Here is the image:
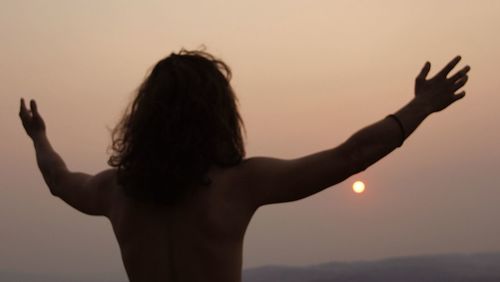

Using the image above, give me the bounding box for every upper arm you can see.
[241,141,363,207]
[52,169,116,217]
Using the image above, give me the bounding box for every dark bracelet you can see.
[387,114,406,147]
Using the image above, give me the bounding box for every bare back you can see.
[106,166,256,282]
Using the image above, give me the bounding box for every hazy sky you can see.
[1,0,499,278]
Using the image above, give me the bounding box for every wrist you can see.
[409,97,434,117]
[32,132,49,147]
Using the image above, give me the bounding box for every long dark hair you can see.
[108,49,245,204]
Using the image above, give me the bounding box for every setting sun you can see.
[352,181,366,194]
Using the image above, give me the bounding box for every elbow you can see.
[352,161,369,174]
[346,155,369,175]
[45,169,68,197]
[46,176,62,197]
[48,184,60,197]
[342,137,369,174]
[346,147,371,175]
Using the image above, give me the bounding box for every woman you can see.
[19,49,470,281]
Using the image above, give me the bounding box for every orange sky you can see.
[1,0,499,277]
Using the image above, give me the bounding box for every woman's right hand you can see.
[414,56,470,114]
[19,98,47,141]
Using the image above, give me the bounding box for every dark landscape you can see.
[2,252,499,282]
[242,253,500,282]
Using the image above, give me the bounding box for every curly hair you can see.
[108,49,245,204]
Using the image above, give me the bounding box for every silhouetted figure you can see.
[19,50,470,282]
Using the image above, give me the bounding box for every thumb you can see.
[453,91,466,102]
[416,61,431,81]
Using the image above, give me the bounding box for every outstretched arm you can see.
[19,99,112,217]
[241,56,470,207]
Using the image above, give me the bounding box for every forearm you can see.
[32,134,69,193]
[346,97,432,173]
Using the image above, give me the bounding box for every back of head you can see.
[108,49,245,205]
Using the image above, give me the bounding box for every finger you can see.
[19,98,30,119]
[452,75,468,92]
[30,99,39,116]
[436,55,461,78]
[453,91,466,102]
[448,65,471,82]
[416,61,431,80]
